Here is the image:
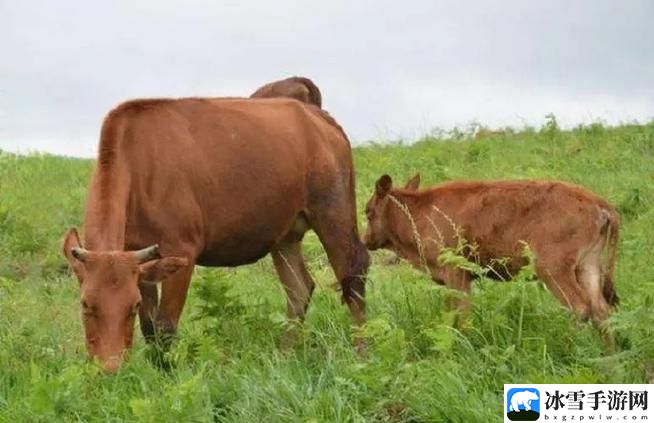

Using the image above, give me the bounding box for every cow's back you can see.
[99,97,349,265]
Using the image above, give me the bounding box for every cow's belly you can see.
[196,240,275,267]
[197,231,280,267]
[196,212,301,267]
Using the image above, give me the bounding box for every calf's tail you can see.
[601,208,620,307]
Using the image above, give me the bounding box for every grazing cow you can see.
[62,97,368,372]
[250,76,323,108]
[363,173,619,325]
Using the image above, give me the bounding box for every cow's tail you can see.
[341,237,370,304]
[292,76,323,108]
[601,207,620,307]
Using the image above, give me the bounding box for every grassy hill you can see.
[1,120,653,421]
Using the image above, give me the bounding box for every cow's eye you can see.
[81,300,92,312]
[81,299,98,316]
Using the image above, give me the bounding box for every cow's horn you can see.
[71,247,89,262]
[135,244,160,263]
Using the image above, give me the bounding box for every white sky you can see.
[1,0,653,157]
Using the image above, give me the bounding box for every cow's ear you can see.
[375,174,393,197]
[404,173,421,190]
[62,228,85,280]
[63,228,81,261]
[139,257,189,285]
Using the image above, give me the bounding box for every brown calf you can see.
[62,97,368,372]
[250,76,323,108]
[363,174,619,324]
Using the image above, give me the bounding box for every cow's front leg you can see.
[138,283,159,343]
[155,264,194,349]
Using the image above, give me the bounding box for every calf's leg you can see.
[576,245,614,348]
[535,254,590,320]
[576,262,610,325]
[437,265,472,326]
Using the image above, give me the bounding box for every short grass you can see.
[1,120,653,422]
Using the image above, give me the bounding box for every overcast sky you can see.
[1,0,653,157]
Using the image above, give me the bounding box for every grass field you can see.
[1,120,653,422]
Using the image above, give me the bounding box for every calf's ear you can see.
[375,174,393,197]
[139,257,189,285]
[404,173,421,190]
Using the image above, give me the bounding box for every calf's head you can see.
[62,228,187,373]
[363,173,420,250]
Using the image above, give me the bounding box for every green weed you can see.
[0,120,653,421]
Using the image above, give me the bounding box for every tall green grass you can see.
[1,120,653,421]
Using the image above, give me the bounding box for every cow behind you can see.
[250,76,323,108]
[62,97,367,372]
[363,174,619,325]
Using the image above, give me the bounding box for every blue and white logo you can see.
[506,387,540,421]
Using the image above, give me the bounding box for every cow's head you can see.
[62,228,187,373]
[363,173,420,250]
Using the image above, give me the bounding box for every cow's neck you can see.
[82,163,130,251]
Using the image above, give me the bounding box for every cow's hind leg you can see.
[271,233,316,350]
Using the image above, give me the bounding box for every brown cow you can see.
[250,76,323,108]
[363,174,619,325]
[62,97,368,372]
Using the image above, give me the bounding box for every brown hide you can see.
[250,76,323,108]
[62,97,367,372]
[363,175,619,324]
